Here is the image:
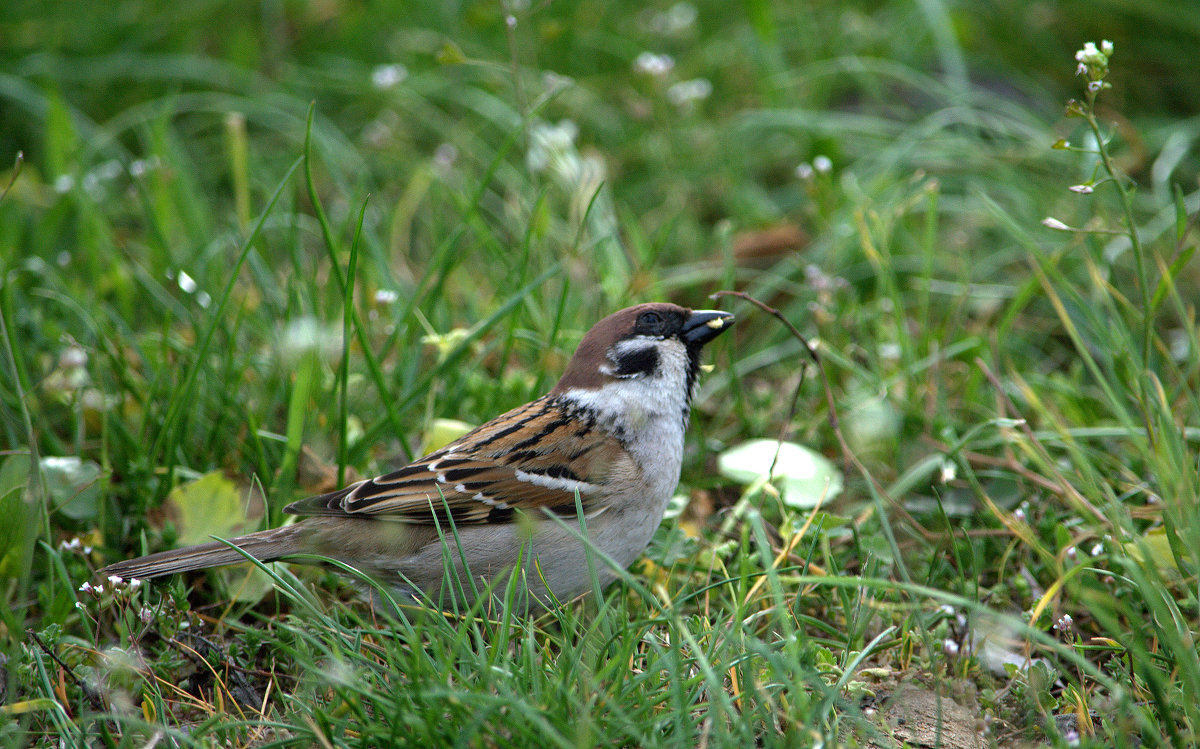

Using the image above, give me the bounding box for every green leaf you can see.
[421,418,475,454]
[1124,528,1182,576]
[164,471,273,602]
[41,456,103,520]
[436,41,467,65]
[165,471,250,547]
[43,89,77,178]
[214,564,277,604]
[717,439,843,508]
[1174,183,1188,243]
[0,456,33,578]
[843,395,900,457]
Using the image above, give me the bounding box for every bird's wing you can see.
[284,397,636,524]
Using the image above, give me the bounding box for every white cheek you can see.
[559,339,693,499]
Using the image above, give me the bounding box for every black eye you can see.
[637,311,662,328]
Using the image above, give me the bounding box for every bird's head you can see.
[553,303,734,403]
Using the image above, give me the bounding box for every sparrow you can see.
[100,303,734,610]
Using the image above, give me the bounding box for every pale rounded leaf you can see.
[718,439,842,508]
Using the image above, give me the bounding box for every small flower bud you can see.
[666,78,712,107]
[939,460,957,483]
[370,64,407,90]
[1075,42,1105,66]
[633,52,675,77]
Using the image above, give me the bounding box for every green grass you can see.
[2,1,1199,746]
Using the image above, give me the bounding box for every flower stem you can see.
[1083,98,1152,369]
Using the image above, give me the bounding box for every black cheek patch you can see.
[612,346,659,377]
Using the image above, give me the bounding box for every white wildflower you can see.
[1075,42,1104,66]
[526,120,578,174]
[666,78,712,106]
[633,52,675,77]
[644,2,697,35]
[370,64,408,90]
[939,460,957,484]
[177,270,198,294]
[433,143,458,170]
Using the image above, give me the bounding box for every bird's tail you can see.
[98,525,305,580]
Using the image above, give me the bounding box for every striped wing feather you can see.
[284,396,630,524]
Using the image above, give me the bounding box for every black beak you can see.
[681,309,735,346]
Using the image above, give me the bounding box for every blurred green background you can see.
[3,1,1200,745]
[4,0,1197,252]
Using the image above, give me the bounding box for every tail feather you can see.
[98,525,304,580]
